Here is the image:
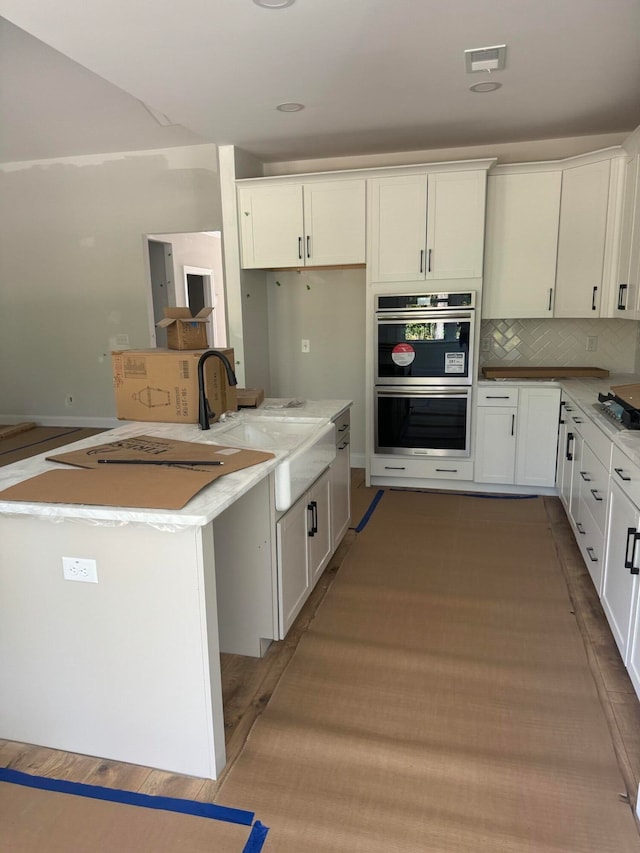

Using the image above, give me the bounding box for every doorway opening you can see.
[145,231,227,350]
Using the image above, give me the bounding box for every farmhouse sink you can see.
[214,415,336,511]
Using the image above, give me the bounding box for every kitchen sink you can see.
[213,415,336,511]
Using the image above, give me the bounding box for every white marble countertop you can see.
[0,399,352,529]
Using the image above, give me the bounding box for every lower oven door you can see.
[375,387,471,457]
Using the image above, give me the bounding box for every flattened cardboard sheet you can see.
[0,435,275,510]
[0,466,221,510]
[46,434,273,473]
[610,383,640,408]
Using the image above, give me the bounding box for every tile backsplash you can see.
[479,318,640,374]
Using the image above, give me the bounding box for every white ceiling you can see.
[1,0,640,165]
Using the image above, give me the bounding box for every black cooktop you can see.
[597,392,640,429]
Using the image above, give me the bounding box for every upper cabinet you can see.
[614,154,640,318]
[367,169,488,282]
[482,170,562,319]
[237,179,365,269]
[554,159,612,318]
[482,150,626,320]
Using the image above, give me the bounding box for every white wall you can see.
[267,269,366,462]
[0,144,221,425]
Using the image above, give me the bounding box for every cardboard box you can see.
[112,348,237,424]
[156,307,213,350]
[236,388,265,409]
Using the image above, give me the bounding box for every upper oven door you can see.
[375,310,474,385]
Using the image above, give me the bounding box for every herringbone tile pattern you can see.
[479,318,640,372]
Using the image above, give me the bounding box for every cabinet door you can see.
[238,184,304,268]
[368,175,428,282]
[474,406,517,484]
[482,171,561,318]
[515,387,561,487]
[603,480,640,661]
[554,160,611,317]
[308,468,332,588]
[303,181,365,265]
[614,155,639,318]
[568,430,584,527]
[330,433,351,550]
[426,171,486,279]
[276,495,310,638]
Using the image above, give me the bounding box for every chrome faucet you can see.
[197,350,238,430]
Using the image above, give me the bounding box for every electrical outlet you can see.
[586,336,598,352]
[62,557,98,583]
[481,338,491,352]
[301,339,310,353]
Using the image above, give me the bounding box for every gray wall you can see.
[267,269,366,460]
[0,144,221,425]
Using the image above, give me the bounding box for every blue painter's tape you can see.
[0,767,254,827]
[0,428,82,457]
[354,489,385,532]
[243,820,270,852]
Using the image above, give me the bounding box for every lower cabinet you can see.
[330,421,351,551]
[276,468,332,638]
[474,385,560,487]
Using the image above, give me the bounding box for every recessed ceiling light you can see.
[469,81,502,93]
[276,102,305,112]
[253,0,295,8]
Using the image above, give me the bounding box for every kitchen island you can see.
[0,399,351,780]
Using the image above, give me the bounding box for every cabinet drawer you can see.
[578,441,609,534]
[334,409,351,441]
[477,387,519,406]
[371,456,474,481]
[567,411,611,470]
[575,496,605,594]
[611,445,640,507]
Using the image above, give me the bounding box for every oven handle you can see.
[376,388,471,399]
[375,311,474,323]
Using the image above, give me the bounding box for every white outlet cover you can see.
[62,557,98,583]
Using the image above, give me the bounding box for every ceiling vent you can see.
[464,45,507,73]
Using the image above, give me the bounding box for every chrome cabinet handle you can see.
[615,467,632,482]
[590,489,603,502]
[586,547,598,563]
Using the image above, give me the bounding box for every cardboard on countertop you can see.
[236,388,265,408]
[610,383,640,408]
[156,307,213,350]
[0,435,275,510]
[111,347,236,424]
[46,434,273,471]
[482,365,610,379]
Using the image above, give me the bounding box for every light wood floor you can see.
[2,471,640,811]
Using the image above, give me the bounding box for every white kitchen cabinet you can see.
[276,467,332,637]
[614,154,640,318]
[603,473,640,661]
[237,179,365,269]
[554,160,612,317]
[330,408,351,551]
[368,170,487,282]
[482,170,562,318]
[474,386,560,487]
[560,404,612,594]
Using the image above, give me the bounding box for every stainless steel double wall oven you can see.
[374,291,476,457]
